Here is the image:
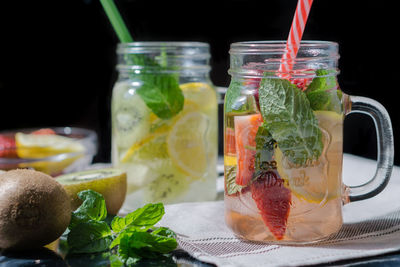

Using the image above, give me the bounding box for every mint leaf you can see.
[151,227,177,239]
[225,79,243,114]
[305,69,337,93]
[119,229,177,256]
[67,220,113,253]
[136,72,184,120]
[111,203,165,233]
[224,165,243,195]
[125,52,184,120]
[305,69,342,112]
[69,190,107,228]
[114,228,177,262]
[259,77,323,165]
[109,254,125,267]
[255,124,276,172]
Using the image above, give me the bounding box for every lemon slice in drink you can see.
[180,82,217,112]
[121,133,169,164]
[275,110,343,203]
[167,112,209,179]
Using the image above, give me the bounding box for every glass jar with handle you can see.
[224,41,394,243]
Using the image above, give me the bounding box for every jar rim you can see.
[118,41,209,47]
[230,40,338,54]
[117,41,210,54]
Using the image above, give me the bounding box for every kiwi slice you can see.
[143,161,191,204]
[112,87,151,150]
[57,168,127,215]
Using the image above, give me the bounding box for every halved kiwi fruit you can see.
[56,168,127,215]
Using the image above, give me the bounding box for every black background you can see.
[0,0,397,164]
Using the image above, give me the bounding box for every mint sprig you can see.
[135,71,184,120]
[305,69,342,113]
[126,52,184,120]
[258,77,323,165]
[66,190,177,264]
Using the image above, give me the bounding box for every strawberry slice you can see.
[234,113,263,186]
[250,171,291,240]
[0,135,17,158]
[225,127,236,155]
[289,69,314,90]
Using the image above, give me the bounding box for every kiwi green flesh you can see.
[57,168,127,215]
[56,169,125,185]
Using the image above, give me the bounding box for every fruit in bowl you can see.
[0,127,97,176]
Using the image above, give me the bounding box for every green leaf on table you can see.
[111,203,165,233]
[67,220,113,253]
[259,77,323,165]
[151,226,177,239]
[69,190,107,228]
[116,228,178,260]
[305,69,342,112]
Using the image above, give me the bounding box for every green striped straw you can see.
[100,0,133,43]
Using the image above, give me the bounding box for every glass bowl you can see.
[0,127,97,176]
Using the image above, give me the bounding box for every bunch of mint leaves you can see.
[126,53,184,120]
[65,190,177,266]
[225,69,341,168]
[257,69,341,166]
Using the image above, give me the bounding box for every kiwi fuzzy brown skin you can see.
[0,169,71,250]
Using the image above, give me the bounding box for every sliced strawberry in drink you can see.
[250,171,291,240]
[289,69,314,90]
[234,113,263,186]
[225,127,236,155]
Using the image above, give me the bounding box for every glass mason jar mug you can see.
[224,41,394,243]
[112,42,218,213]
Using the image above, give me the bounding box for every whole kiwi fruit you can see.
[0,169,71,250]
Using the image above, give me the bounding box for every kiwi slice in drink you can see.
[143,160,191,204]
[112,87,151,150]
[57,168,127,215]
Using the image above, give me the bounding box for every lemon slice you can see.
[275,110,343,203]
[15,133,85,175]
[314,110,343,143]
[15,133,85,158]
[180,82,217,112]
[167,112,209,179]
[120,133,168,164]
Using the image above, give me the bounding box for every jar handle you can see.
[343,95,394,203]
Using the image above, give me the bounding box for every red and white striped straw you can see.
[279,0,314,78]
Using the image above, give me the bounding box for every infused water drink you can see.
[224,41,394,243]
[224,108,344,242]
[112,42,218,212]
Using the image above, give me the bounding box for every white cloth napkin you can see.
[159,154,400,267]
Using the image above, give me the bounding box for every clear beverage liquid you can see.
[112,81,218,212]
[224,92,344,243]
